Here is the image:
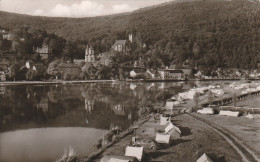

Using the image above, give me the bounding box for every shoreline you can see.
[1,78,260,86]
[0,80,116,86]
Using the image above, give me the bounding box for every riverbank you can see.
[0,80,115,85]
[2,78,260,86]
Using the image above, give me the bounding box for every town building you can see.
[0,29,8,34]
[158,66,184,79]
[36,44,52,60]
[112,40,127,52]
[25,61,32,69]
[73,59,85,65]
[58,63,82,80]
[73,46,96,64]
[0,71,6,81]
[2,33,15,41]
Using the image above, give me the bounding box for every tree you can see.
[46,60,61,77]
[62,42,77,61]
[0,39,12,51]
[7,63,20,81]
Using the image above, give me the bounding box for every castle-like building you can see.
[85,46,95,63]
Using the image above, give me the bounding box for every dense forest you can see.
[0,0,260,69]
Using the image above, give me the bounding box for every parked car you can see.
[131,136,159,150]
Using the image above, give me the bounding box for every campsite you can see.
[85,81,260,162]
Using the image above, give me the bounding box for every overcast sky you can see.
[0,0,172,17]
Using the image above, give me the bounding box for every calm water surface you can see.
[0,81,214,162]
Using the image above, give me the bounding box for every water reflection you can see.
[0,82,192,131]
[0,82,197,162]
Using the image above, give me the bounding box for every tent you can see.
[210,89,224,95]
[197,108,214,115]
[197,153,213,162]
[219,110,239,117]
[160,116,170,125]
[245,114,254,120]
[165,122,181,134]
[155,133,170,144]
[165,101,174,110]
[125,146,143,161]
[165,122,181,138]
[178,90,197,100]
[100,155,138,162]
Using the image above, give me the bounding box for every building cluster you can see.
[129,61,260,80]
[34,43,52,60]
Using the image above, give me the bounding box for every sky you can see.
[0,0,172,17]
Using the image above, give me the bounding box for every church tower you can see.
[129,33,133,43]
[85,45,95,63]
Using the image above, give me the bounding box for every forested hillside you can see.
[1,0,260,69]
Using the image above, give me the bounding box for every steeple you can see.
[129,33,133,43]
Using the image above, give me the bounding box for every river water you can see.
[0,81,218,162]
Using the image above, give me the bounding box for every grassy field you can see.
[194,113,260,158]
[94,114,242,162]
[234,96,260,108]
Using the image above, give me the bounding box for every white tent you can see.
[160,116,170,125]
[130,71,137,78]
[197,153,213,162]
[208,85,216,89]
[165,122,181,134]
[219,110,239,117]
[210,89,224,95]
[109,158,132,162]
[197,108,214,115]
[101,155,138,162]
[155,133,170,144]
[165,101,174,110]
[245,114,254,120]
[178,90,197,100]
[125,146,143,161]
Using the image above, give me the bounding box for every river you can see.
[0,81,222,162]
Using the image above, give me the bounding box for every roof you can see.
[155,133,170,144]
[112,40,127,49]
[165,122,181,134]
[168,69,184,73]
[113,40,126,46]
[158,69,184,73]
[197,153,213,162]
[125,146,143,161]
[58,63,81,69]
[101,155,138,162]
[169,65,176,69]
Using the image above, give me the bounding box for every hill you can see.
[1,0,260,69]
